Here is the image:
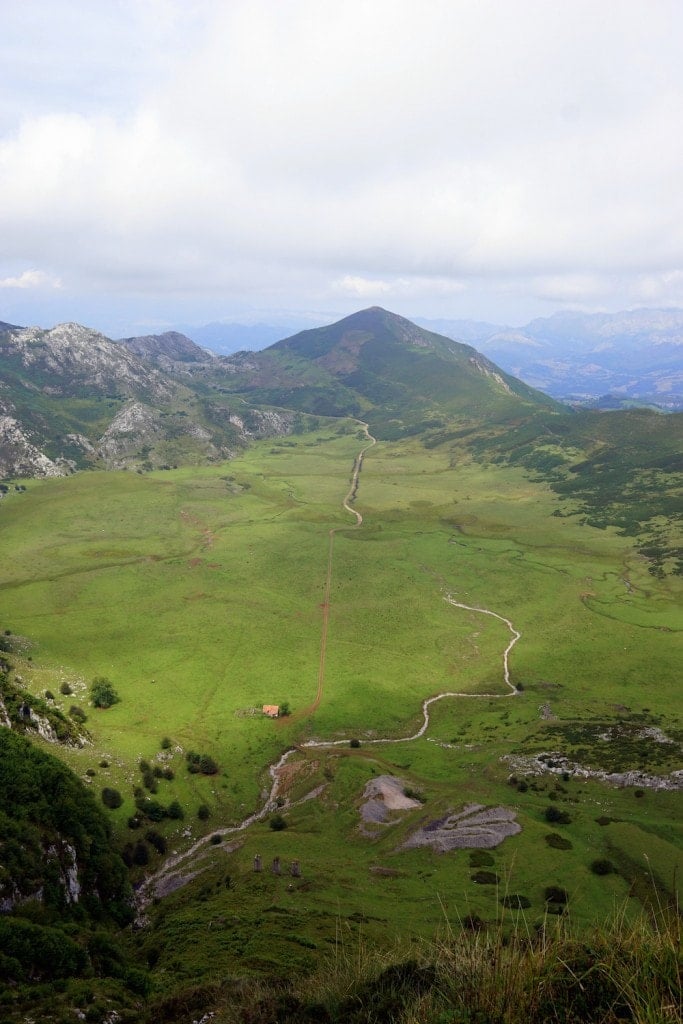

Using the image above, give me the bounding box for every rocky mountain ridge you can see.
[0,320,293,478]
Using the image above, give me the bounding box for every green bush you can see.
[269,814,288,831]
[469,850,494,868]
[500,894,531,909]
[90,677,120,709]
[199,754,218,775]
[545,832,573,850]
[133,841,150,866]
[101,787,123,809]
[590,858,616,876]
[59,681,73,696]
[544,805,571,825]
[544,885,569,905]
[135,797,166,822]
[471,871,500,885]
[167,800,184,820]
[145,830,167,854]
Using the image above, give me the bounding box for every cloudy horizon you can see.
[2,0,683,338]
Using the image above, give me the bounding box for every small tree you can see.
[167,800,184,820]
[590,858,616,876]
[544,805,571,825]
[199,754,218,775]
[90,677,120,709]
[101,787,123,809]
[269,814,288,831]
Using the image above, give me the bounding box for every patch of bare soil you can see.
[272,757,320,801]
[401,803,521,852]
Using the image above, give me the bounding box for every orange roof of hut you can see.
[262,704,279,718]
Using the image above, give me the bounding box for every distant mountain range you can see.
[417,308,683,410]
[0,307,556,478]
[172,308,683,410]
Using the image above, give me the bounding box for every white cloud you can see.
[0,269,61,290]
[1,1,683,328]
[333,276,393,298]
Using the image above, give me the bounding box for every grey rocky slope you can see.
[0,321,292,478]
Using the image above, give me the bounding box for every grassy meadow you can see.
[0,418,681,979]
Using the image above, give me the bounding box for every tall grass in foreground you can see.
[182,903,682,1024]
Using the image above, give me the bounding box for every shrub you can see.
[99,759,109,768]
[544,885,569,905]
[135,798,166,822]
[471,871,500,885]
[90,677,120,709]
[145,830,167,855]
[69,705,87,723]
[162,767,175,781]
[59,682,73,696]
[269,814,288,831]
[210,834,222,845]
[167,800,184,820]
[127,816,141,830]
[349,738,361,748]
[186,751,219,775]
[500,894,531,909]
[133,841,150,866]
[139,759,151,772]
[45,690,54,701]
[469,850,494,868]
[101,787,123,809]
[199,755,218,775]
[160,737,172,749]
[197,804,210,821]
[590,858,616,876]
[544,805,571,825]
[152,766,163,778]
[545,832,573,850]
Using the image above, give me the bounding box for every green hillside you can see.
[0,309,680,1021]
[212,307,561,436]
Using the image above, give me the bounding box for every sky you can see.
[1,0,683,338]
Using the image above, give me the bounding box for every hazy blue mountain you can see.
[420,308,683,409]
[176,320,311,353]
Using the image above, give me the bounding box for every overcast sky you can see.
[1,0,683,337]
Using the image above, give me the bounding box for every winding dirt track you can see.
[137,426,520,909]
